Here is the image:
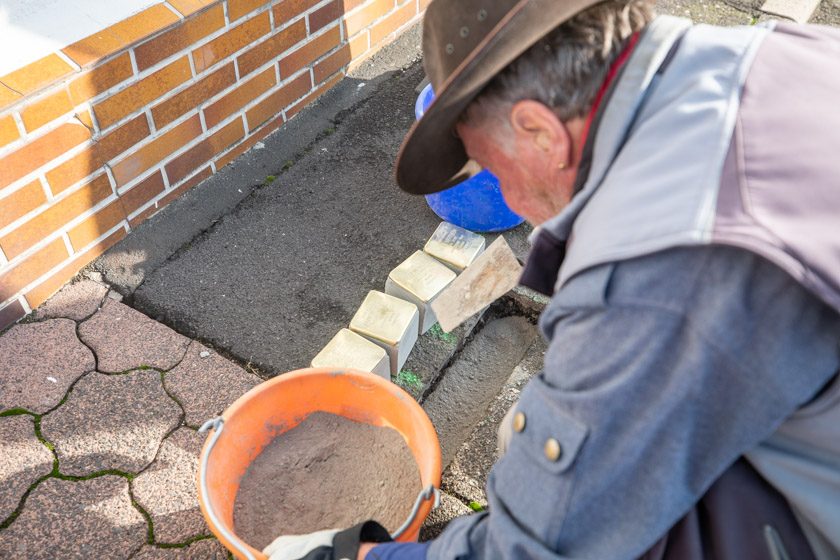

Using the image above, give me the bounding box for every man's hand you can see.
[262,521,391,560]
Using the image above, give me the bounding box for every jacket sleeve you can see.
[427,247,840,559]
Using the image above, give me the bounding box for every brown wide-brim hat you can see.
[396,0,605,195]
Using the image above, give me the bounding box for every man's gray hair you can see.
[463,0,655,127]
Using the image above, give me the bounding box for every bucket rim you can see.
[197,367,442,559]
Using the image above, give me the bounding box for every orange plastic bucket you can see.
[197,367,442,560]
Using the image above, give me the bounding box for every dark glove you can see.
[263,521,392,560]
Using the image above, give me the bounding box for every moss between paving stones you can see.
[41,370,182,477]
[132,427,209,544]
[0,414,54,526]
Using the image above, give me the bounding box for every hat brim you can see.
[395,0,604,195]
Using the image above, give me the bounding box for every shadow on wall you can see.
[0,0,403,329]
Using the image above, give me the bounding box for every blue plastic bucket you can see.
[414,84,524,232]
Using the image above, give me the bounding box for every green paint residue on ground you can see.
[428,323,457,345]
[469,501,485,512]
[396,369,422,390]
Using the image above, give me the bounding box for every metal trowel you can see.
[431,236,523,332]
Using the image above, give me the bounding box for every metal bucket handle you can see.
[199,416,440,558]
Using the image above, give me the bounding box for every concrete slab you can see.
[132,428,208,544]
[0,319,95,413]
[760,0,820,21]
[93,24,423,298]
[79,300,190,373]
[0,415,53,522]
[442,337,547,507]
[0,476,146,559]
[128,53,531,376]
[30,279,108,322]
[41,370,181,476]
[164,341,261,427]
[422,316,538,467]
[132,539,228,559]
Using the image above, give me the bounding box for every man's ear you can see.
[509,100,571,158]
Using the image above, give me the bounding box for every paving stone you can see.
[41,370,181,476]
[419,490,474,542]
[164,341,261,427]
[132,428,209,544]
[442,337,547,506]
[0,319,95,413]
[31,279,108,321]
[132,539,228,559]
[79,299,190,373]
[0,415,54,522]
[0,476,146,559]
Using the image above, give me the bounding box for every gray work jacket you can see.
[429,15,840,560]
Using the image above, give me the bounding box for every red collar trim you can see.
[580,32,640,148]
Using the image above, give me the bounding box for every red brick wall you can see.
[0,0,424,329]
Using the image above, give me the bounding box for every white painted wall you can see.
[0,0,161,75]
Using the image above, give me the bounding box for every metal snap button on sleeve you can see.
[513,411,526,433]
[544,438,563,462]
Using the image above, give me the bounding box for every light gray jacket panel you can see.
[714,23,840,315]
[429,246,840,559]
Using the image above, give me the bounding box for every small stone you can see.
[199,351,210,358]
[132,539,228,559]
[385,251,456,334]
[41,370,181,476]
[133,428,209,543]
[423,222,485,272]
[419,491,473,541]
[79,300,190,373]
[311,329,391,379]
[31,279,108,321]
[0,415,54,521]
[0,476,146,559]
[349,291,420,375]
[165,341,261,427]
[0,319,95,413]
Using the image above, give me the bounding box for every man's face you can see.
[455,100,585,226]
